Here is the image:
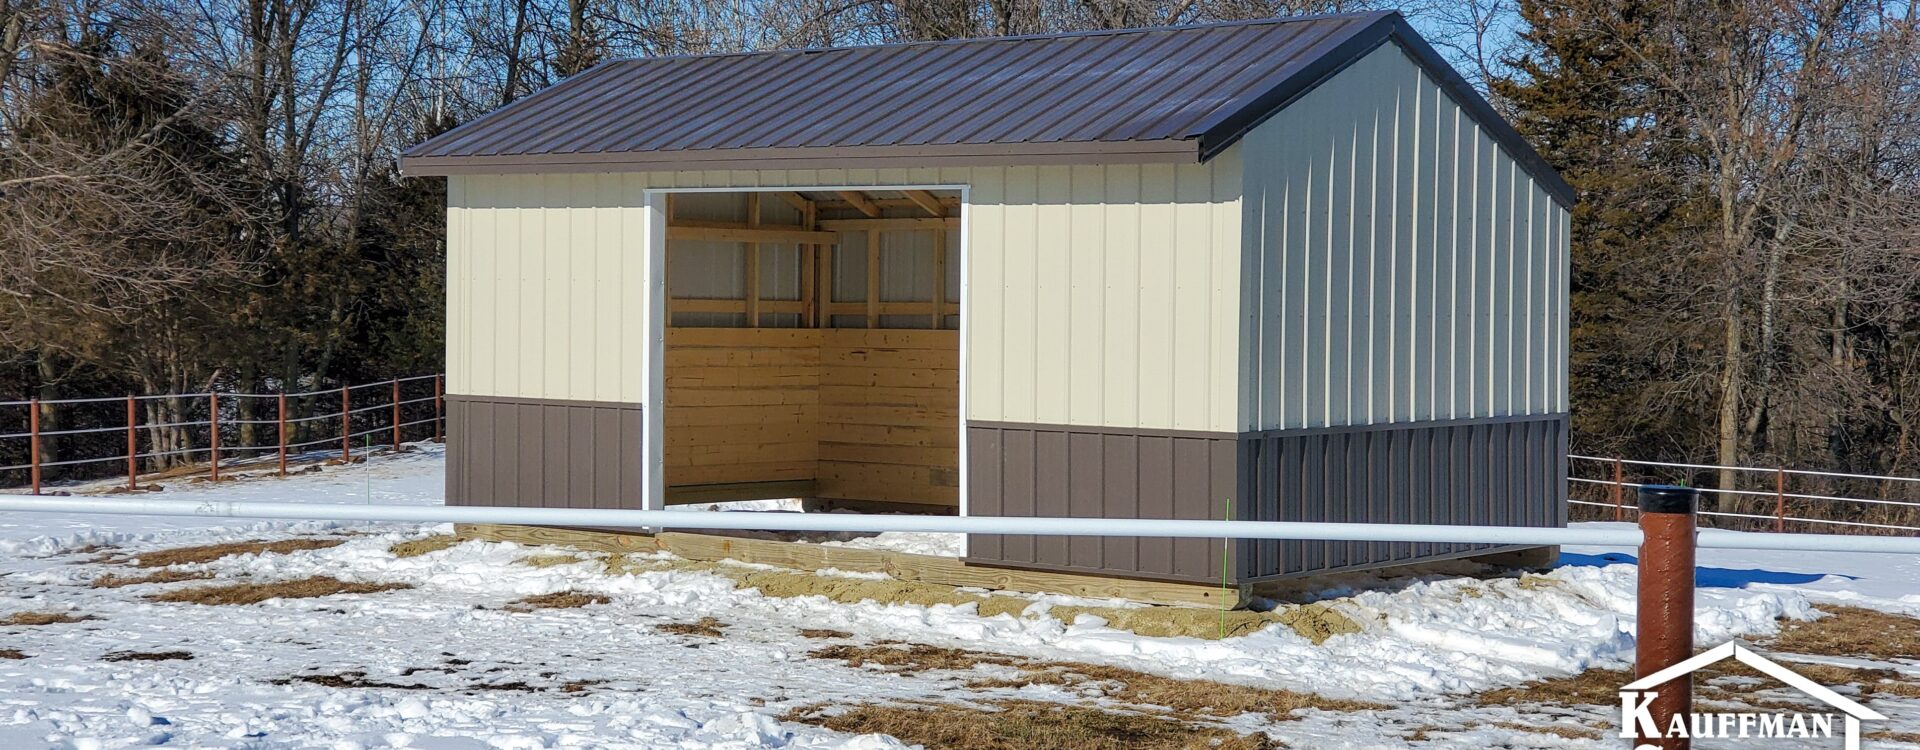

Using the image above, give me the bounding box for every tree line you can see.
[1,0,1918,518]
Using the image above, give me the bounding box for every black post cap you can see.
[1638,485,1698,514]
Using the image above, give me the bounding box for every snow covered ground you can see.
[0,445,1915,749]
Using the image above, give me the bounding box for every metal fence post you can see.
[209,392,220,483]
[340,387,351,462]
[1612,458,1626,521]
[126,396,137,491]
[433,375,443,443]
[1774,468,1787,533]
[1636,485,1698,750]
[391,379,401,450]
[28,398,40,495]
[277,393,288,477]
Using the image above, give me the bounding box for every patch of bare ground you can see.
[1491,721,1604,740]
[277,671,433,690]
[783,699,1282,750]
[504,591,609,612]
[657,617,727,638]
[148,576,412,605]
[103,650,193,662]
[4,611,98,626]
[1477,667,1632,707]
[0,649,24,659]
[1768,606,1920,661]
[812,642,1379,722]
[91,569,215,588]
[277,670,605,695]
[112,538,345,568]
[1868,730,1920,744]
[389,536,462,558]
[518,553,591,568]
[799,629,852,639]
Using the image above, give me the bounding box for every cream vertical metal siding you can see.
[446,163,1245,431]
[1239,42,1570,431]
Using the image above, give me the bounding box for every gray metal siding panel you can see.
[446,395,644,510]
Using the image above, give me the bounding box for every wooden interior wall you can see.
[664,328,822,487]
[818,329,960,507]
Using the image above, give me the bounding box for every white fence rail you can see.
[3,496,1920,556]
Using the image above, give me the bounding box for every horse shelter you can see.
[402,10,1575,602]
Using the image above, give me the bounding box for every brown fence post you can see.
[1635,485,1698,750]
[1773,468,1787,533]
[1612,458,1626,521]
[391,379,401,450]
[340,387,351,462]
[209,392,220,483]
[433,375,443,443]
[126,396,137,491]
[28,398,40,495]
[277,393,288,477]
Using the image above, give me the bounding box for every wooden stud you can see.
[866,229,880,327]
[746,194,761,327]
[932,227,948,329]
[837,190,882,218]
[801,200,818,328]
[902,189,946,218]
[820,242,835,327]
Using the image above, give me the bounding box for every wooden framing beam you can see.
[772,191,812,214]
[667,225,839,245]
[817,217,959,231]
[838,190,882,218]
[865,229,880,326]
[745,194,761,326]
[818,197,960,212]
[903,190,946,218]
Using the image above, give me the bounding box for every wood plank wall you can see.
[818,329,959,507]
[662,327,959,508]
[664,328,822,487]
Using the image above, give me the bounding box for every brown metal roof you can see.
[404,11,1573,207]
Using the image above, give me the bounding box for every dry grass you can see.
[0,649,24,659]
[783,699,1282,750]
[1769,606,1920,661]
[116,538,344,568]
[657,617,728,638]
[799,629,853,639]
[103,650,193,662]
[389,536,462,558]
[518,554,590,568]
[811,642,1379,722]
[147,576,412,605]
[4,611,98,626]
[91,569,215,588]
[1479,653,1920,710]
[1867,731,1920,744]
[1491,721,1603,740]
[504,591,610,612]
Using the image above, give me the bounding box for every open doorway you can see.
[660,189,961,514]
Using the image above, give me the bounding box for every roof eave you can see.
[401,139,1202,177]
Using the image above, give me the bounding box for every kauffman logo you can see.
[1619,641,1886,750]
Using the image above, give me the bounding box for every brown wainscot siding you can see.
[446,395,644,510]
[965,414,1568,585]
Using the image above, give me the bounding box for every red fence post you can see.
[433,375,443,443]
[28,398,40,495]
[1774,468,1787,533]
[391,379,401,450]
[340,387,351,462]
[277,393,288,477]
[126,396,137,491]
[1612,458,1626,521]
[1635,485,1698,750]
[209,392,220,482]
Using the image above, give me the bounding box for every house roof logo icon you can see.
[1619,641,1887,750]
